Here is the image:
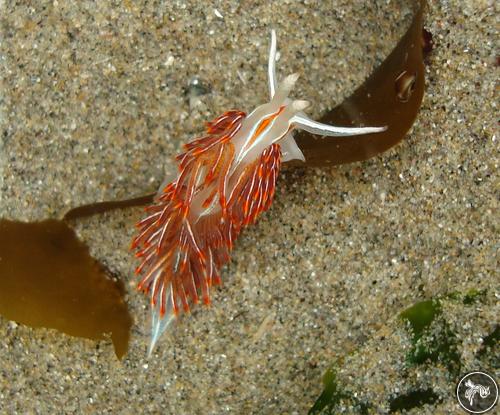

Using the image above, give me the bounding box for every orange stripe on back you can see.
[247,105,285,147]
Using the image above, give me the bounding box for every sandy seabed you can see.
[0,1,498,414]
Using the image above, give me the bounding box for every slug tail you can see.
[149,289,175,356]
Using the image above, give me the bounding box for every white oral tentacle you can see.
[290,113,387,137]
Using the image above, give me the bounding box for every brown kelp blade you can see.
[0,219,132,359]
[64,193,155,221]
[295,1,426,166]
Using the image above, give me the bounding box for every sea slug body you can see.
[131,30,385,354]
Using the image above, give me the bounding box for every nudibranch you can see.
[131,30,385,354]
